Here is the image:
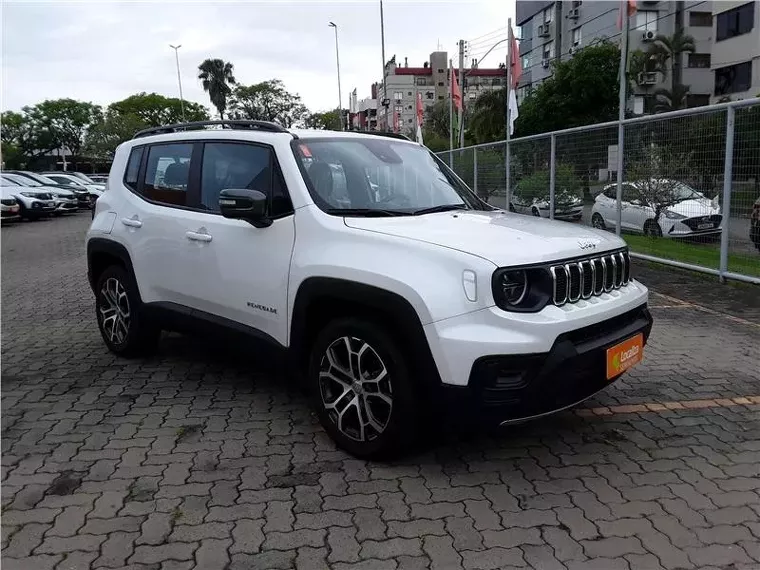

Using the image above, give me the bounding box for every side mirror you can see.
[219,189,271,228]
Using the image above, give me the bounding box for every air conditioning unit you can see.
[542,58,551,68]
[568,8,580,19]
[642,30,656,41]
[638,71,657,85]
[569,46,579,55]
[538,24,551,37]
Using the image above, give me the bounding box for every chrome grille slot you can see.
[567,264,582,302]
[580,260,593,299]
[549,250,630,307]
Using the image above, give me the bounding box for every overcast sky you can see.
[2,0,514,115]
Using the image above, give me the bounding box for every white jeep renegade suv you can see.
[86,120,653,458]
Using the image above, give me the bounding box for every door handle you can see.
[121,217,142,228]
[185,231,213,243]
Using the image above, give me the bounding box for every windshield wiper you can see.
[411,204,469,216]
[325,208,410,217]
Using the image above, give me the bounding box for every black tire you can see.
[644,220,662,237]
[308,317,417,460]
[592,213,606,230]
[532,207,541,217]
[95,265,160,357]
[508,203,516,213]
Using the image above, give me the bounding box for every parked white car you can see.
[510,188,584,221]
[0,176,57,219]
[3,173,79,215]
[42,172,105,194]
[1,188,21,223]
[87,121,652,458]
[591,180,722,237]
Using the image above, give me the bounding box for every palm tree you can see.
[653,84,690,112]
[468,88,506,143]
[197,59,237,119]
[647,30,696,93]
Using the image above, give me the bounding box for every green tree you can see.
[453,148,506,203]
[513,41,621,137]
[26,98,101,157]
[653,84,691,113]
[1,109,58,162]
[110,92,208,126]
[304,109,341,130]
[468,88,505,144]
[424,100,450,140]
[197,59,237,119]
[228,80,309,127]
[84,111,147,160]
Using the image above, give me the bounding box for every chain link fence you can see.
[438,98,760,284]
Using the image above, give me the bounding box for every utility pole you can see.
[379,0,389,131]
[458,39,465,148]
[615,6,630,235]
[505,19,512,211]
[169,44,186,122]
[329,22,343,131]
[449,58,454,160]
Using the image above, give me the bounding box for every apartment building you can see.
[349,50,507,133]
[515,0,714,113]
[711,1,759,102]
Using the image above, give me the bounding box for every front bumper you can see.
[437,304,653,425]
[55,201,79,212]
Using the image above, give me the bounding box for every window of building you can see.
[542,6,552,23]
[438,95,444,100]
[199,142,291,216]
[714,61,752,95]
[124,146,143,190]
[635,11,658,32]
[415,77,427,86]
[437,68,444,73]
[686,94,710,108]
[571,0,582,7]
[491,77,503,86]
[521,51,532,69]
[426,91,434,99]
[437,81,444,86]
[688,53,711,68]
[716,2,755,41]
[543,40,554,60]
[688,11,712,27]
[394,105,404,114]
[393,91,403,101]
[571,27,582,46]
[407,91,412,96]
[142,143,193,207]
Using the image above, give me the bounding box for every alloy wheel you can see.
[98,277,131,345]
[319,336,393,442]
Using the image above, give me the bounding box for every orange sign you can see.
[606,333,644,380]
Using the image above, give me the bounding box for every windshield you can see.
[4,174,38,186]
[49,175,80,186]
[672,182,702,201]
[1,176,21,187]
[71,172,95,184]
[292,137,488,215]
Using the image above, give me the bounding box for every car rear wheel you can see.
[95,265,160,357]
[308,318,417,459]
[592,213,606,230]
[532,207,541,217]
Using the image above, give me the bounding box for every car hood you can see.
[344,210,626,266]
[43,186,75,197]
[667,198,720,217]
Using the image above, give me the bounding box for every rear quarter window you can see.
[124,146,144,190]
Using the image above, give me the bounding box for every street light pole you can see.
[379,0,388,131]
[169,44,186,122]
[328,22,343,131]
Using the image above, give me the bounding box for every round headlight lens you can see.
[499,270,528,305]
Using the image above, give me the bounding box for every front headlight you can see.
[664,210,686,220]
[492,267,553,312]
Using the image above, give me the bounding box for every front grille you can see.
[681,214,722,231]
[550,250,630,306]
[35,193,53,200]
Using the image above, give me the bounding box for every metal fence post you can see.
[719,105,735,282]
[549,134,556,221]
[448,150,453,168]
[505,140,511,212]
[615,123,624,236]
[473,147,478,197]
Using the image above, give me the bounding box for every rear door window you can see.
[142,143,193,207]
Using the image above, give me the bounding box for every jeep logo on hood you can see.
[578,240,598,250]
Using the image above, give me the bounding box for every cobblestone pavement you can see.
[2,214,760,570]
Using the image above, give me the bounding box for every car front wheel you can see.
[95,265,160,357]
[592,213,606,230]
[308,318,416,459]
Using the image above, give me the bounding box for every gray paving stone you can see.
[328,526,360,563]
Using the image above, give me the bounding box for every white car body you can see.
[44,173,105,194]
[1,188,21,222]
[511,190,584,221]
[1,173,78,214]
[592,180,722,237]
[1,180,57,218]
[86,124,652,457]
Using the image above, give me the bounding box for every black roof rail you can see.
[133,120,296,139]
[356,131,413,142]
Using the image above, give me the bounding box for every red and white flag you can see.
[617,0,637,30]
[508,25,522,136]
[416,93,424,144]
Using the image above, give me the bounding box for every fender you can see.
[86,238,135,293]
[290,277,442,390]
